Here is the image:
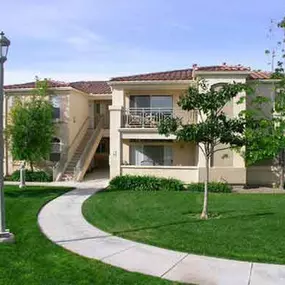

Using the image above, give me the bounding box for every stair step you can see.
[60,126,103,181]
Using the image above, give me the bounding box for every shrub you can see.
[186,182,232,193]
[8,170,52,182]
[108,175,184,191]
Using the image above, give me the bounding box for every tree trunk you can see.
[30,161,34,172]
[201,155,209,219]
[280,166,284,190]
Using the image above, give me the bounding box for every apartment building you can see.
[4,64,275,185]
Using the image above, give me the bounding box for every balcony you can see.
[122,108,197,128]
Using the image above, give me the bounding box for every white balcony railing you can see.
[122,108,197,128]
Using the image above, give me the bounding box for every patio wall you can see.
[121,165,199,183]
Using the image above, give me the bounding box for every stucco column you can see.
[109,105,122,178]
[109,87,124,178]
[233,90,246,168]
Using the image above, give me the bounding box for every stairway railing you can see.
[74,115,104,181]
[52,144,68,181]
[52,117,89,181]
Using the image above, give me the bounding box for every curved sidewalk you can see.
[38,182,285,285]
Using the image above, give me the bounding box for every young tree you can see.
[6,78,54,171]
[243,17,285,189]
[158,80,250,219]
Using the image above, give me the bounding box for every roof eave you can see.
[4,86,74,93]
[89,93,112,99]
[195,71,251,76]
[108,79,194,86]
[249,78,281,83]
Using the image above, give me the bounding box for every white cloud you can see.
[65,28,103,52]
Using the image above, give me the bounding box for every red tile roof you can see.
[248,71,272,80]
[110,68,193,82]
[5,80,111,94]
[197,65,250,72]
[110,65,253,82]
[3,66,273,94]
[4,80,69,90]
[69,81,111,94]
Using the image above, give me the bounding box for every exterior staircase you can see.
[60,130,93,181]
[59,116,104,181]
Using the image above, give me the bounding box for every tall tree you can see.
[158,80,250,219]
[243,17,285,189]
[6,78,54,171]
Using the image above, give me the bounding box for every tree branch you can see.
[212,146,230,154]
[198,144,206,155]
[198,109,204,123]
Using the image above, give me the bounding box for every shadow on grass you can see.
[96,188,190,194]
[112,212,275,236]
[5,187,72,199]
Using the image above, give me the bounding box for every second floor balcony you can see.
[122,108,198,128]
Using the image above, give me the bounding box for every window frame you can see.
[130,144,173,166]
[130,95,173,109]
[50,137,62,162]
[51,95,61,121]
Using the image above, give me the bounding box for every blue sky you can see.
[1,0,284,84]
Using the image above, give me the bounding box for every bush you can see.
[8,170,52,182]
[108,175,184,191]
[186,182,232,193]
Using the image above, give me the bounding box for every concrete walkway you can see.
[38,181,285,285]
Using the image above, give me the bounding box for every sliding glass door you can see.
[130,95,172,109]
[130,145,173,166]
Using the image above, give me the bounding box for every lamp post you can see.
[0,32,14,243]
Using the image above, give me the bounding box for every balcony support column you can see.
[109,105,123,178]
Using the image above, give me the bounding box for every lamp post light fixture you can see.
[0,32,14,243]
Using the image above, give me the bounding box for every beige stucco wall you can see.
[120,129,176,140]
[110,76,281,186]
[246,166,278,186]
[109,78,246,180]
[121,166,199,183]
[197,73,247,170]
[4,89,72,175]
[68,90,89,144]
[247,81,275,118]
[199,167,246,184]
[211,144,233,167]
[173,142,197,166]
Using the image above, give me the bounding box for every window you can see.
[50,137,61,162]
[130,145,173,166]
[130,95,172,109]
[7,96,14,109]
[51,96,60,120]
[94,103,101,114]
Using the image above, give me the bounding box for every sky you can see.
[1,0,284,84]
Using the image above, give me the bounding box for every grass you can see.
[0,185,180,285]
[83,190,285,265]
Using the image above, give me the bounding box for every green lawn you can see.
[83,190,285,265]
[0,186,180,285]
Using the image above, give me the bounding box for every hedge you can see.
[186,182,232,193]
[6,170,52,182]
[108,175,184,191]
